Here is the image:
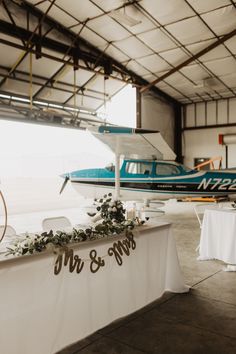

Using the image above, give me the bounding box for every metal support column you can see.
[174,103,183,163]
[225,145,228,169]
[115,137,120,200]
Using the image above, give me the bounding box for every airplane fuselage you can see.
[65,160,236,200]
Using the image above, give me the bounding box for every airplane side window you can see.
[126,162,152,174]
[156,164,179,176]
[126,162,137,174]
[140,163,152,174]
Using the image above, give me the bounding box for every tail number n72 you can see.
[198,178,236,190]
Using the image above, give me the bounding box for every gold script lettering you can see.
[54,248,84,275]
[89,249,105,273]
[108,233,136,266]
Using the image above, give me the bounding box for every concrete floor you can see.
[57,201,236,354]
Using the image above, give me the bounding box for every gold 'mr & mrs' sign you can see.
[54,233,136,275]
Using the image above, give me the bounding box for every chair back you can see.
[0,224,16,237]
[42,216,71,232]
[194,203,221,228]
[0,225,17,247]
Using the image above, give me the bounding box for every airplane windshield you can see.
[105,163,115,172]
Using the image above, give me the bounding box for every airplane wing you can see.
[88,126,176,160]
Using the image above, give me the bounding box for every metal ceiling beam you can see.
[0,72,104,102]
[33,19,89,99]
[0,64,107,98]
[2,0,26,47]
[140,27,236,93]
[0,34,134,87]
[0,21,180,105]
[0,19,112,70]
[4,1,180,105]
[63,69,103,106]
[0,0,56,88]
[18,0,135,72]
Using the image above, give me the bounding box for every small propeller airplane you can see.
[60,125,236,205]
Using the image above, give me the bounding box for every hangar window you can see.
[126,162,152,175]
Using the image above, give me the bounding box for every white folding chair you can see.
[194,203,221,229]
[42,216,71,232]
[0,225,16,240]
[0,225,17,253]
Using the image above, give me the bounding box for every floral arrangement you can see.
[6,193,145,257]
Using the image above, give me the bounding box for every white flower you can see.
[112,207,117,212]
[21,240,30,247]
[108,207,112,212]
[109,202,114,207]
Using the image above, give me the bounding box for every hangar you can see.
[0,1,236,353]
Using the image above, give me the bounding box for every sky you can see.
[0,85,136,177]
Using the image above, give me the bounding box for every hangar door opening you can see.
[0,85,136,216]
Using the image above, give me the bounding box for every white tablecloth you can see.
[0,222,188,354]
[199,209,236,264]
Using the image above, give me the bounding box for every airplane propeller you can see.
[59,176,69,194]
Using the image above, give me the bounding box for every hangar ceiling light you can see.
[110,9,141,27]
[193,77,224,90]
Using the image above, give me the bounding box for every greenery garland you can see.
[6,193,145,257]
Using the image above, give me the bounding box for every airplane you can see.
[60,125,236,206]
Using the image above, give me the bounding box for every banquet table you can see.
[198,208,236,264]
[0,222,188,354]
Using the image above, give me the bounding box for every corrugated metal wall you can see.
[183,98,236,168]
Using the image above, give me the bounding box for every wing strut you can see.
[115,137,120,200]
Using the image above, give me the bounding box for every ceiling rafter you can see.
[135,1,236,101]
[0,64,108,97]
[33,20,89,99]
[0,31,137,91]
[90,0,196,102]
[63,70,103,106]
[7,0,180,105]
[63,42,114,107]
[2,0,26,47]
[90,0,201,104]
[184,0,236,66]
[0,0,56,89]
[140,27,236,93]
[1,0,234,109]
[0,35,118,83]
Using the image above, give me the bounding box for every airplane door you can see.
[153,163,180,197]
[125,161,153,192]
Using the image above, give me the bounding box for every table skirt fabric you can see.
[199,209,236,264]
[0,223,188,354]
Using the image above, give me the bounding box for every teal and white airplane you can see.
[60,126,236,202]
